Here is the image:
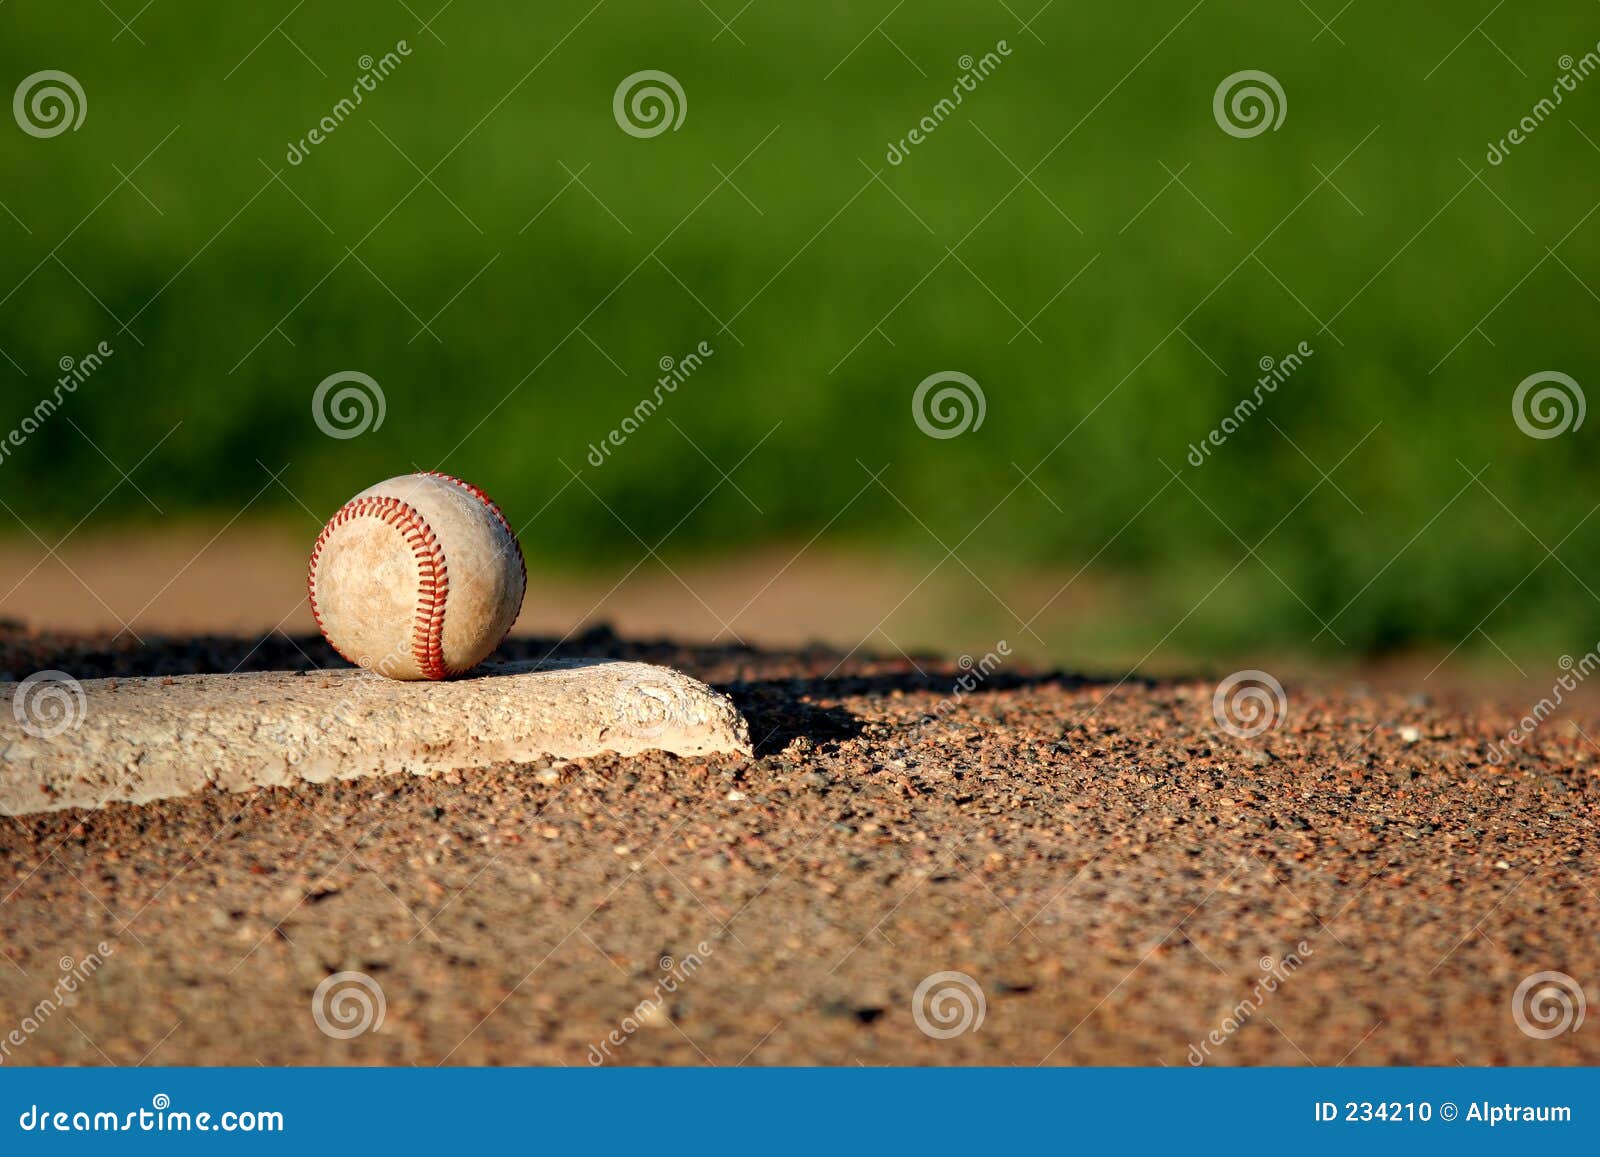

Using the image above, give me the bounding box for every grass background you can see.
[1,0,1598,662]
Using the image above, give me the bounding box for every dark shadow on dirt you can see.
[721,683,861,757]
[0,621,1169,759]
[720,667,1170,755]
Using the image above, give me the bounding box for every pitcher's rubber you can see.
[0,660,749,815]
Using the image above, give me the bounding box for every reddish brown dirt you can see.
[1,626,1596,1066]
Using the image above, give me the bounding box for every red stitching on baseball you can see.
[308,495,452,680]
[416,472,528,632]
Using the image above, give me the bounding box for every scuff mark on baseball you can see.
[309,472,527,680]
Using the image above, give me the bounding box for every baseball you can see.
[308,472,526,680]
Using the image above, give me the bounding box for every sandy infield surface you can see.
[1,624,1595,1066]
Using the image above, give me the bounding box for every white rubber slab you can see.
[0,659,750,815]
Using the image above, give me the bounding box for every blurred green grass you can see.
[2,0,1598,660]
